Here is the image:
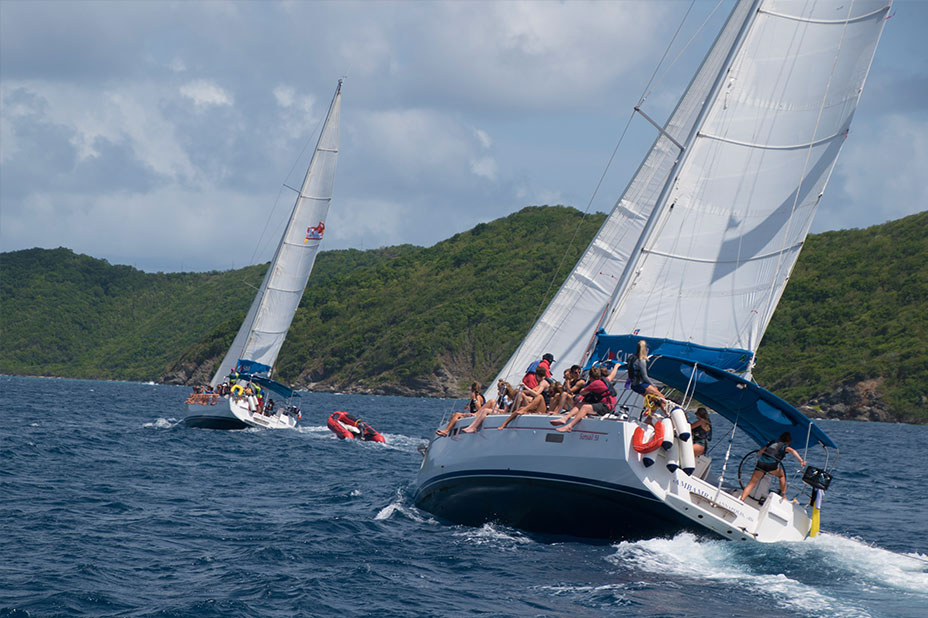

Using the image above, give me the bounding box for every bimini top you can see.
[245,374,299,400]
[588,332,753,374]
[647,355,836,451]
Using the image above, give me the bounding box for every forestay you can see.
[211,80,343,386]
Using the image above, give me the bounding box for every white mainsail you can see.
[211,80,343,386]
[490,0,889,387]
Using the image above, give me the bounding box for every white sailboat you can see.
[415,1,890,541]
[184,80,343,430]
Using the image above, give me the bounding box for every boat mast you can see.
[599,0,762,339]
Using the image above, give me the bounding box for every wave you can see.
[143,417,180,429]
[374,489,432,524]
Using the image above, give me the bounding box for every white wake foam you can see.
[797,533,928,594]
[453,523,532,549]
[608,532,875,618]
[143,417,178,429]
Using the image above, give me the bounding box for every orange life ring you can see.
[632,422,664,454]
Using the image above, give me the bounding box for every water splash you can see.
[453,523,532,549]
[143,418,179,429]
[375,489,431,523]
[608,533,876,618]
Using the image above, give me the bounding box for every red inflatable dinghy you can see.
[327,411,385,443]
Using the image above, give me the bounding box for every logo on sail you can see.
[305,222,325,242]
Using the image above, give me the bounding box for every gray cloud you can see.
[1,0,924,271]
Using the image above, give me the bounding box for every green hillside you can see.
[2,207,925,422]
[755,211,928,423]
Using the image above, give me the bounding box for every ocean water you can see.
[1,375,926,617]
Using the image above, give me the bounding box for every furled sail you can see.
[489,0,889,388]
[211,80,342,385]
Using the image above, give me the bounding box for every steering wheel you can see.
[737,449,784,489]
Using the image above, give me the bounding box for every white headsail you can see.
[489,0,889,387]
[211,80,343,385]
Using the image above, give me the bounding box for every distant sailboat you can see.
[184,80,343,430]
[415,1,890,541]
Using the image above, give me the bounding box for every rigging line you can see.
[641,0,725,105]
[762,0,856,333]
[247,106,328,269]
[524,0,701,351]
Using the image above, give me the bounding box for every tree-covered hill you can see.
[1,207,925,422]
[755,211,928,423]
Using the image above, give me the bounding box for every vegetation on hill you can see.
[755,211,928,423]
[0,247,265,381]
[2,207,925,422]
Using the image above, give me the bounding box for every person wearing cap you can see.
[522,353,554,389]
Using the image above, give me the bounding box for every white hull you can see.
[414,414,811,543]
[184,395,298,430]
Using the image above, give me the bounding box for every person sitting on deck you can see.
[627,340,666,411]
[436,382,485,437]
[547,380,569,413]
[690,407,712,457]
[522,353,554,389]
[739,432,805,502]
[549,363,620,432]
[461,381,517,433]
[499,366,552,429]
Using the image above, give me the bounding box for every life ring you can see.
[632,421,664,454]
[231,384,245,397]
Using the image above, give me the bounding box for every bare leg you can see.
[462,400,497,433]
[740,469,766,501]
[498,410,520,429]
[548,392,568,414]
[436,412,473,437]
[693,444,705,457]
[550,405,580,426]
[557,404,593,432]
[772,468,787,495]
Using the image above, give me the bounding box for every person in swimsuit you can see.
[740,432,805,501]
[462,381,517,433]
[435,381,485,437]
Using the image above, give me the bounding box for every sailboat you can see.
[184,80,343,430]
[415,1,890,541]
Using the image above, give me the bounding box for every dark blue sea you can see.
[2,376,926,617]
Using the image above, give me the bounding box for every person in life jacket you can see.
[522,353,554,389]
[550,362,620,432]
[739,432,806,501]
[626,340,666,411]
[690,407,712,457]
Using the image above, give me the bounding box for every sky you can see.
[1,0,926,273]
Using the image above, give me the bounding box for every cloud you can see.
[820,114,928,231]
[1,0,919,273]
[179,79,233,108]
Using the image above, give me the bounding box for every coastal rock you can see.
[801,378,892,423]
